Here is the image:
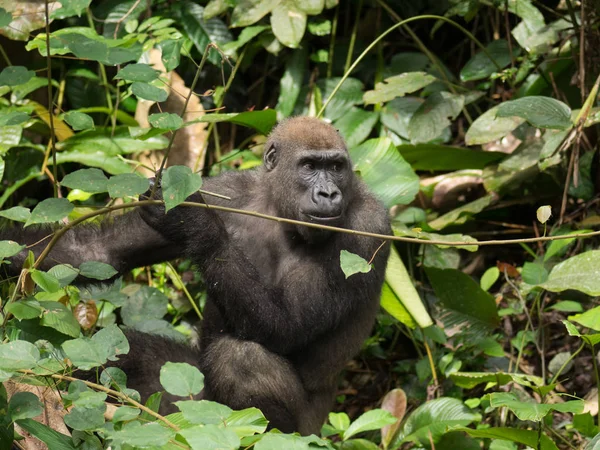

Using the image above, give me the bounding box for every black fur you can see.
[1,117,391,435]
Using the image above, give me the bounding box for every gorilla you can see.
[1,117,391,435]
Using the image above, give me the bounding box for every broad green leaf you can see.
[204,0,228,19]
[317,77,364,122]
[570,306,600,332]
[380,282,417,329]
[545,230,592,261]
[384,246,433,328]
[50,0,92,20]
[0,7,11,27]
[394,398,479,446]
[340,250,371,278]
[62,338,107,370]
[40,302,81,337]
[231,0,280,27]
[408,92,464,144]
[459,427,558,450]
[0,111,30,126]
[540,250,600,296]
[131,82,168,102]
[343,409,397,440]
[179,424,240,450]
[222,25,269,55]
[108,422,174,447]
[0,340,40,370]
[25,198,73,227]
[329,412,350,431]
[0,240,24,258]
[465,105,525,145]
[460,39,518,81]
[334,107,379,148]
[148,112,183,130]
[276,47,308,119]
[563,320,600,346]
[16,419,76,450]
[92,325,130,361]
[480,267,500,291]
[30,269,61,293]
[162,165,203,212]
[188,110,277,135]
[271,0,306,48]
[115,63,159,83]
[497,96,572,130]
[521,261,548,284]
[586,433,600,450]
[107,173,149,198]
[159,39,183,71]
[380,97,422,139]
[489,392,583,422]
[549,301,583,313]
[548,351,573,375]
[224,407,268,437]
[426,267,499,333]
[62,168,109,193]
[63,111,94,130]
[176,400,233,424]
[363,72,436,104]
[112,406,141,422]
[398,144,505,170]
[307,17,330,35]
[255,434,310,450]
[79,261,118,280]
[121,285,168,326]
[160,362,204,396]
[428,194,494,230]
[9,392,43,420]
[0,66,35,86]
[349,137,419,208]
[5,299,43,320]
[450,371,544,389]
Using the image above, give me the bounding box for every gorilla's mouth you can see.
[306,214,342,222]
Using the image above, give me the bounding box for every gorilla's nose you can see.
[314,185,342,210]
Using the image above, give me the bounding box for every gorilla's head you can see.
[263,117,355,243]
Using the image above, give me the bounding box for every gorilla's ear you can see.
[264,143,277,170]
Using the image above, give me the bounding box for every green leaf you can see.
[63,111,94,130]
[465,105,526,145]
[108,422,174,447]
[62,168,109,194]
[16,419,76,450]
[62,338,107,370]
[0,66,35,87]
[395,398,479,446]
[162,165,203,212]
[0,384,14,450]
[40,302,81,337]
[380,282,417,328]
[25,198,74,227]
[30,269,61,293]
[426,267,499,333]
[397,144,505,170]
[271,0,307,48]
[570,306,600,332]
[384,246,433,328]
[121,285,168,326]
[159,39,183,72]
[343,409,397,440]
[224,407,268,437]
[9,392,43,420]
[276,47,308,119]
[115,63,159,83]
[0,240,25,259]
[460,39,518,81]
[349,137,419,208]
[92,325,130,361]
[231,0,280,27]
[563,320,600,346]
[176,400,233,424]
[540,250,600,296]
[334,107,379,148]
[363,72,436,104]
[521,261,548,284]
[179,423,241,450]
[5,299,43,320]
[79,261,118,280]
[188,110,277,135]
[428,194,494,230]
[0,340,40,370]
[489,392,583,422]
[480,267,500,291]
[174,1,232,65]
[107,173,149,198]
[380,97,422,140]
[112,406,141,422]
[255,434,310,450]
[0,206,33,223]
[549,301,583,313]
[450,372,544,389]
[148,112,184,130]
[222,25,269,55]
[497,96,572,130]
[340,250,372,278]
[160,362,204,397]
[408,92,464,144]
[131,82,168,102]
[458,427,558,450]
[0,111,30,126]
[0,7,12,27]
[317,77,364,121]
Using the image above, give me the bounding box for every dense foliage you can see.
[0,0,599,448]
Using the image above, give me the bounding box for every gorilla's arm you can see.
[0,210,185,277]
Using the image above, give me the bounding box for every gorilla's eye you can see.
[303,162,315,171]
[331,163,341,172]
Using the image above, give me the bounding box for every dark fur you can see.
[1,117,391,435]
